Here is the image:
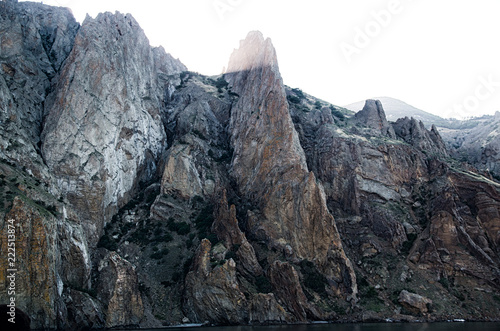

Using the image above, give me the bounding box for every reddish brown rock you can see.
[183,239,248,324]
[398,290,432,315]
[268,261,322,321]
[212,190,263,277]
[96,252,144,328]
[225,31,357,302]
[249,293,288,324]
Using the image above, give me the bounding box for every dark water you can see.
[117,322,500,331]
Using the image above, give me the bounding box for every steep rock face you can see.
[42,12,175,244]
[410,172,500,287]
[96,251,144,328]
[0,0,78,175]
[183,238,289,325]
[0,197,59,329]
[268,261,322,321]
[292,103,429,248]
[439,112,500,179]
[249,293,288,324]
[158,74,232,201]
[290,95,500,319]
[212,190,262,278]
[225,31,357,301]
[3,1,500,325]
[183,239,248,324]
[0,161,96,330]
[354,99,395,138]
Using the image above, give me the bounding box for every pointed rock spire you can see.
[355,99,396,138]
[225,31,358,302]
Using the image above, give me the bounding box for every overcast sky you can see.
[25,0,500,119]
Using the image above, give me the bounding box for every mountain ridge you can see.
[1,2,500,329]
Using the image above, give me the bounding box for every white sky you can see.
[24,0,500,119]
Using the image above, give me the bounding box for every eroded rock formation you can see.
[1,2,500,328]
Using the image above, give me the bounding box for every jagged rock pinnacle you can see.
[226,31,278,74]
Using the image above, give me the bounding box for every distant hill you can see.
[344,97,453,128]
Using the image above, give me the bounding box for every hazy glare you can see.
[24,0,500,119]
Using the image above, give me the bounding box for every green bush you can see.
[292,88,305,99]
[215,76,228,89]
[330,107,345,120]
[195,205,214,237]
[287,95,301,104]
[167,219,191,235]
[255,275,272,293]
[129,227,151,245]
[97,235,118,251]
[299,260,328,298]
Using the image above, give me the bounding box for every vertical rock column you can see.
[225,31,357,301]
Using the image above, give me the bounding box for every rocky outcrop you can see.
[398,290,432,315]
[289,92,500,320]
[212,190,262,277]
[183,239,248,324]
[439,112,500,179]
[225,31,357,302]
[183,238,289,325]
[393,117,448,157]
[161,144,204,199]
[249,293,288,324]
[354,99,395,138]
[268,261,321,321]
[96,252,143,328]
[0,197,59,328]
[0,0,78,175]
[410,172,500,288]
[41,12,182,244]
[2,1,500,326]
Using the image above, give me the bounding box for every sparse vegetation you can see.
[255,275,272,293]
[194,204,216,242]
[287,95,301,104]
[150,248,170,260]
[97,234,118,251]
[299,259,328,298]
[330,106,345,120]
[167,218,190,235]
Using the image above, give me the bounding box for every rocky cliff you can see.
[1,1,500,329]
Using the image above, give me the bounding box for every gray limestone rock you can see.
[393,117,448,156]
[354,99,396,138]
[0,0,78,175]
[41,12,177,244]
